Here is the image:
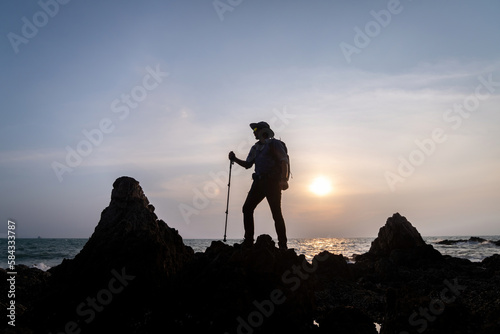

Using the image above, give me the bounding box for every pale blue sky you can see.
[1,0,499,239]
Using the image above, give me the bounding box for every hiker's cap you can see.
[250,121,274,138]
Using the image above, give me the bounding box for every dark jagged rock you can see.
[482,254,500,270]
[437,236,488,245]
[354,213,442,266]
[163,234,318,333]
[376,237,500,334]
[62,176,193,284]
[313,251,352,287]
[0,265,50,325]
[23,176,194,333]
[468,236,487,243]
[367,212,426,257]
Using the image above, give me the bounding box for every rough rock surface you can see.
[3,178,500,334]
[53,176,193,284]
[0,265,50,328]
[367,212,426,257]
[24,176,194,333]
[163,235,318,333]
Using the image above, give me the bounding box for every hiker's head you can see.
[250,121,274,140]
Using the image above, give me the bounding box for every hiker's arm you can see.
[229,151,253,169]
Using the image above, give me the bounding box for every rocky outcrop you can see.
[53,176,193,284]
[162,234,318,333]
[7,178,500,334]
[354,213,442,266]
[27,176,194,333]
[366,212,426,256]
[436,236,500,245]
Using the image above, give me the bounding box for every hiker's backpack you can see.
[272,138,291,181]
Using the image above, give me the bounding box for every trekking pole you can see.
[223,160,234,242]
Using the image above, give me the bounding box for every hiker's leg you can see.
[242,180,265,244]
[266,180,287,249]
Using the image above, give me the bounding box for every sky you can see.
[1,0,499,240]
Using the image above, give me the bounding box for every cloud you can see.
[0,149,59,165]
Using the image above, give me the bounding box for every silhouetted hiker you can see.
[229,121,290,250]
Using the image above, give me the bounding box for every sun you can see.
[309,176,333,196]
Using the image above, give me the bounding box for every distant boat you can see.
[37,236,42,239]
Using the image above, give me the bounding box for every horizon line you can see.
[2,234,500,240]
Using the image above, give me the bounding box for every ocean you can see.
[1,236,499,271]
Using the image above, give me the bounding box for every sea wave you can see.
[427,235,500,262]
[32,262,51,271]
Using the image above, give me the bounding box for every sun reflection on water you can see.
[182,238,375,263]
[288,238,374,263]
